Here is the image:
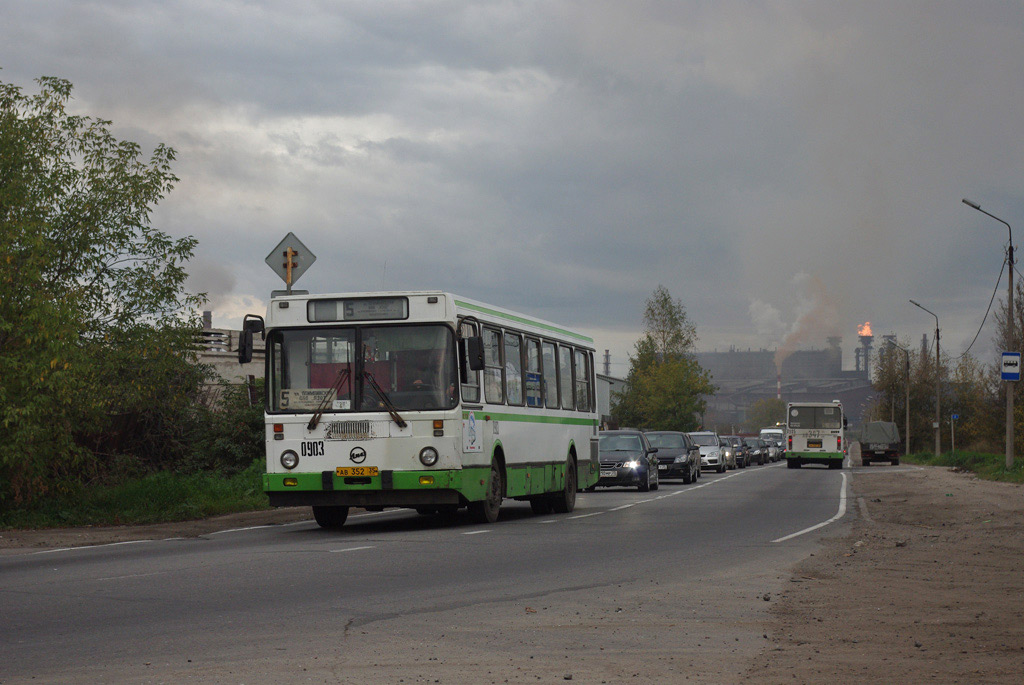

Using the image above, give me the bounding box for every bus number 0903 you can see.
[301,441,325,457]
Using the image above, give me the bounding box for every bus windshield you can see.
[788,405,842,430]
[268,324,458,413]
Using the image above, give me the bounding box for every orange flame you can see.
[858,321,872,336]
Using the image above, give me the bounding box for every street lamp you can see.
[909,299,940,458]
[886,339,911,457]
[963,198,1015,469]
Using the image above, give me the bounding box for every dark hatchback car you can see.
[596,430,660,492]
[743,437,768,465]
[721,435,750,468]
[645,430,700,483]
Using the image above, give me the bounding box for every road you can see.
[0,461,850,683]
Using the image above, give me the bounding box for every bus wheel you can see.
[312,505,349,529]
[551,458,577,514]
[470,460,503,523]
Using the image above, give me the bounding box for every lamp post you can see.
[910,299,940,458]
[962,198,1015,469]
[887,340,911,456]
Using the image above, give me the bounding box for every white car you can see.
[687,431,726,473]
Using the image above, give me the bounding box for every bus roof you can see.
[266,290,594,346]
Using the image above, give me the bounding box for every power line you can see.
[955,256,1007,360]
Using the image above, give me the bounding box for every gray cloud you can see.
[2,1,1022,368]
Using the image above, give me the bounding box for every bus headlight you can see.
[419,447,439,466]
[280,450,299,470]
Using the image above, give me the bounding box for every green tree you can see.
[1,76,204,504]
[745,398,785,433]
[612,286,715,430]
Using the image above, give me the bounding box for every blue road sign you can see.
[1002,352,1021,381]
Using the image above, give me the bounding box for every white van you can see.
[759,427,784,461]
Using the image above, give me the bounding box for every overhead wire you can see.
[954,255,1007,360]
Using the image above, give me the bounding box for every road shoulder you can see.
[747,464,1024,682]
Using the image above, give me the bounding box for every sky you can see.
[3,1,1023,377]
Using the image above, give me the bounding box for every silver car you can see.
[688,431,728,473]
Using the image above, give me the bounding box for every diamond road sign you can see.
[1001,352,1020,382]
[265,232,316,288]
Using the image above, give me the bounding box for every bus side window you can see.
[587,350,596,411]
[483,327,504,404]
[459,320,481,403]
[525,338,542,408]
[542,341,559,409]
[559,345,574,410]
[574,349,590,411]
[504,332,524,406]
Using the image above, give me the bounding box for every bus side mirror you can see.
[843,417,848,428]
[238,315,265,364]
[463,336,485,371]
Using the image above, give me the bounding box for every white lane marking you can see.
[462,530,490,535]
[209,525,279,535]
[31,539,155,556]
[772,472,848,543]
[330,545,376,553]
[560,463,763,522]
[97,570,170,581]
[351,509,406,518]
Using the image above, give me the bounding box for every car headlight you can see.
[710,450,720,459]
[624,460,640,469]
[419,447,439,466]
[674,456,685,463]
[280,450,299,470]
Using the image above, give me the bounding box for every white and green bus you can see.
[238,291,600,528]
[785,400,846,469]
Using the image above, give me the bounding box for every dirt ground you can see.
[746,464,1024,683]
[3,465,1023,683]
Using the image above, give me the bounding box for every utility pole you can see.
[887,340,911,456]
[910,300,940,458]
[963,199,1015,469]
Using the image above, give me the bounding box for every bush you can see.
[903,451,1024,484]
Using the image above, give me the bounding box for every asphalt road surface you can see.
[0,461,851,683]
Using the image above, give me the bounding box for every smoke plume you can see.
[773,272,841,372]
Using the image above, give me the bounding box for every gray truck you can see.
[859,421,901,466]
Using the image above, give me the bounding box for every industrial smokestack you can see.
[858,322,874,378]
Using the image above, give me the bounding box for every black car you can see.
[645,430,701,483]
[596,430,660,492]
[743,437,768,465]
[721,435,750,468]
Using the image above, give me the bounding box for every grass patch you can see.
[902,450,1024,484]
[0,460,270,530]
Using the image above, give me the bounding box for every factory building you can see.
[697,336,876,431]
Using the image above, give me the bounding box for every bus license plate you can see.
[335,466,379,477]
[599,470,616,478]
[807,439,822,448]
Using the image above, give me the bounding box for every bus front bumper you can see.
[264,468,484,508]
